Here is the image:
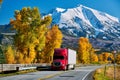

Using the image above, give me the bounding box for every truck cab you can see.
[51,48,76,70]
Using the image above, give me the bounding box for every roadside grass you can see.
[93,68,110,80]
[0,69,37,77]
[94,65,120,80]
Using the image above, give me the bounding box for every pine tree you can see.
[0,45,5,63]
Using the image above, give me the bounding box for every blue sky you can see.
[0,0,120,25]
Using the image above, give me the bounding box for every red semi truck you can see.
[51,48,76,70]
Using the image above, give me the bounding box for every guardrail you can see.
[0,64,100,72]
[0,63,51,72]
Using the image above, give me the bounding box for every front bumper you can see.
[51,65,65,70]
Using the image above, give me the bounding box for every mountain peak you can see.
[76,4,92,10]
[47,5,120,40]
[55,7,66,12]
[77,4,87,8]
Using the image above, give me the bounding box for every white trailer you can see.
[68,49,76,69]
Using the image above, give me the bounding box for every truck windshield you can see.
[53,56,64,60]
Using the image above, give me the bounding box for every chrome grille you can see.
[54,62,61,67]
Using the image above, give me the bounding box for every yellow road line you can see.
[38,71,65,80]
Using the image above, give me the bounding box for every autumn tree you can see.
[116,54,120,64]
[109,53,114,63]
[10,7,52,63]
[4,46,15,64]
[0,0,3,8]
[103,52,113,63]
[91,49,98,63]
[40,25,63,63]
[78,37,92,64]
[99,52,113,64]
[0,0,2,5]
[99,54,103,62]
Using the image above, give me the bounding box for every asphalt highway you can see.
[45,66,101,80]
[0,65,101,80]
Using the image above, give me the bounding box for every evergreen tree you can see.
[0,45,5,63]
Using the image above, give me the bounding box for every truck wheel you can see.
[72,65,75,70]
[64,66,67,71]
[67,65,69,70]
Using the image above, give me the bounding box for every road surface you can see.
[0,65,101,80]
[45,66,101,80]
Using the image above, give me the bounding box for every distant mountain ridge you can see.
[46,5,120,41]
[0,5,120,51]
[0,24,12,33]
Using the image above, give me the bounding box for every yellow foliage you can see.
[41,25,63,63]
[16,14,21,21]
[116,54,120,64]
[10,7,52,64]
[91,53,98,62]
[99,52,113,63]
[16,52,24,64]
[99,54,103,61]
[5,46,15,64]
[29,44,36,62]
[103,52,109,62]
[78,37,93,64]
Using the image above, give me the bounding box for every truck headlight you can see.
[62,63,65,66]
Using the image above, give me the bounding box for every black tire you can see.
[64,66,67,71]
[72,65,75,70]
[67,65,69,70]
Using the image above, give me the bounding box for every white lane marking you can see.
[82,71,93,80]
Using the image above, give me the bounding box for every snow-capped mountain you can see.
[47,5,120,40]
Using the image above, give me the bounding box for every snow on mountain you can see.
[55,7,66,12]
[82,5,119,22]
[47,5,120,40]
